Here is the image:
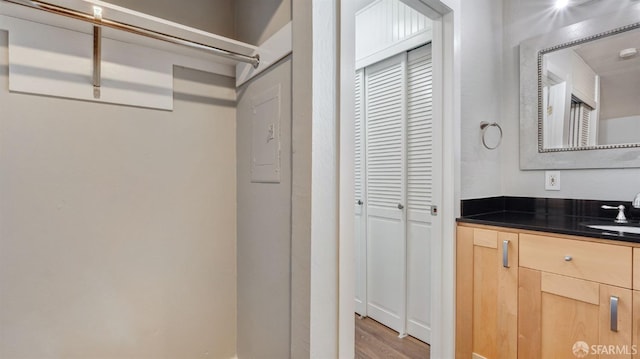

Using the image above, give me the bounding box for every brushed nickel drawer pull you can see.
[564,256,573,262]
[502,240,510,268]
[610,296,619,332]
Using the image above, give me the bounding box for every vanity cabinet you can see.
[634,292,640,359]
[518,233,633,359]
[635,249,640,359]
[456,224,638,359]
[456,226,518,359]
[634,249,640,290]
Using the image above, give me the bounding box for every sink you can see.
[586,224,640,235]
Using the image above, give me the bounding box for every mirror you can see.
[540,25,640,151]
[520,4,640,169]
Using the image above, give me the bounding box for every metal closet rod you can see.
[2,0,260,68]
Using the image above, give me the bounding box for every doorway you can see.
[339,0,458,357]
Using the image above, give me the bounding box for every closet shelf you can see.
[0,0,259,68]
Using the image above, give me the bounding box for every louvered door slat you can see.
[355,69,364,204]
[366,55,404,210]
[407,45,433,212]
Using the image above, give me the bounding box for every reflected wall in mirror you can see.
[520,3,640,169]
[539,24,640,151]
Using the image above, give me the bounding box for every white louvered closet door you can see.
[405,44,432,343]
[354,69,367,316]
[364,53,407,335]
[357,44,433,343]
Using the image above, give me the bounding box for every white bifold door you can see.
[354,44,433,344]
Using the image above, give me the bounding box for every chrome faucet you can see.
[601,205,628,223]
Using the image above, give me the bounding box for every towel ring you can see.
[480,121,503,150]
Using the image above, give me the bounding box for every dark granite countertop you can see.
[458,197,640,243]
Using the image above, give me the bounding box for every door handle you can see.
[397,204,404,210]
[610,296,619,332]
[357,200,363,205]
[502,240,510,268]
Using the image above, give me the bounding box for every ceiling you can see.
[573,27,640,119]
[356,0,377,11]
[573,26,640,75]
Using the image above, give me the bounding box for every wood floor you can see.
[355,315,430,359]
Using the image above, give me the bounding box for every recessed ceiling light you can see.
[555,0,569,9]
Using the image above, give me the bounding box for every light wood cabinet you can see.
[518,233,633,359]
[457,223,638,359]
[456,226,518,359]
[634,251,640,359]
[519,233,632,288]
[634,248,640,290]
[519,268,632,359]
[633,291,640,359]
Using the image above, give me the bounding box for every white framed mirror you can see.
[520,3,640,169]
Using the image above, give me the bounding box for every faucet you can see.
[601,205,628,223]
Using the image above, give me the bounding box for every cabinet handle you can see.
[502,240,510,268]
[564,256,573,262]
[610,296,619,332]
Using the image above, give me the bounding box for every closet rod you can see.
[2,0,261,68]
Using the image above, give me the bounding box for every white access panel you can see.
[250,84,281,183]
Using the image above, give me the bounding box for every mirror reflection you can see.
[540,25,640,151]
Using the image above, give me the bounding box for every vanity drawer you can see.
[519,233,632,288]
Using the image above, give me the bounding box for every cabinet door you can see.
[634,249,640,291]
[456,226,518,359]
[634,291,640,359]
[519,269,633,359]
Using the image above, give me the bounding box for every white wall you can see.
[355,0,432,69]
[599,115,640,145]
[234,0,291,45]
[106,0,236,38]
[460,0,640,201]
[290,0,341,357]
[233,2,293,359]
[0,31,238,358]
[459,0,503,199]
[500,0,640,201]
[236,58,292,359]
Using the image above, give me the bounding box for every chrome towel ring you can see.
[480,121,503,150]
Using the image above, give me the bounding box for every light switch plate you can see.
[545,171,561,191]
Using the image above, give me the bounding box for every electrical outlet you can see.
[545,171,561,191]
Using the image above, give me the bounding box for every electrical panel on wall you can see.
[251,84,281,183]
